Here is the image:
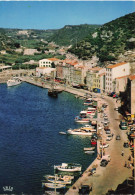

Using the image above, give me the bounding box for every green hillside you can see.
[47,24,101,46]
[68,12,135,61]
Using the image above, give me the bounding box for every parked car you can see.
[106,135,113,141]
[123,142,129,148]
[116,135,121,140]
[102,155,111,162]
[79,185,92,194]
[100,143,109,148]
[100,159,108,167]
[105,129,111,134]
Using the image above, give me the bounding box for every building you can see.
[86,67,105,93]
[39,59,52,68]
[105,62,130,93]
[129,75,135,117]
[36,67,56,78]
[115,75,129,94]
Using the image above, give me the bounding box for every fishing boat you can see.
[48,88,58,98]
[75,116,90,123]
[42,182,66,189]
[67,128,92,136]
[85,151,95,154]
[91,138,97,145]
[7,77,22,87]
[54,163,82,172]
[83,147,95,151]
[84,98,93,105]
[81,125,96,133]
[44,175,74,185]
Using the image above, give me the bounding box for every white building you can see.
[39,59,52,68]
[36,67,56,78]
[105,62,130,93]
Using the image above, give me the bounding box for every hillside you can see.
[0,28,20,52]
[68,12,135,61]
[47,24,101,46]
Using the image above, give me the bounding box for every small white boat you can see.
[81,125,96,133]
[85,151,95,154]
[44,175,74,184]
[43,182,66,189]
[7,77,22,87]
[54,163,82,172]
[59,132,66,135]
[84,147,95,151]
[75,116,90,123]
[67,129,92,136]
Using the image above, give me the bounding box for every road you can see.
[66,95,132,195]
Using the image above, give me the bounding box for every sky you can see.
[0,1,134,30]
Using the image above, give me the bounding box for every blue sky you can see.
[0,1,134,30]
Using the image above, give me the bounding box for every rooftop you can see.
[116,75,130,79]
[129,75,135,81]
[47,58,60,61]
[106,62,128,69]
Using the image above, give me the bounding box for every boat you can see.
[75,116,90,123]
[81,125,96,133]
[84,98,93,105]
[44,175,74,185]
[54,163,82,172]
[67,128,92,136]
[7,77,22,87]
[85,151,95,154]
[48,89,58,98]
[83,147,95,151]
[42,182,66,189]
[59,132,66,135]
[91,138,97,145]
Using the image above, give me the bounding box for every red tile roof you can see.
[47,58,59,61]
[116,75,129,79]
[106,62,128,69]
[99,73,106,77]
[129,75,135,81]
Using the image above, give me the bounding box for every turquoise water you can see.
[0,82,96,194]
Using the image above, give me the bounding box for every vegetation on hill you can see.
[68,12,135,61]
[47,24,100,46]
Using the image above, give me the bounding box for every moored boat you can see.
[67,128,92,136]
[7,77,22,87]
[44,175,74,185]
[54,163,82,172]
[42,182,66,189]
[75,116,90,123]
[84,147,95,151]
[85,151,95,154]
[48,89,58,98]
[91,138,97,145]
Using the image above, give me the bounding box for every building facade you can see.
[105,62,130,93]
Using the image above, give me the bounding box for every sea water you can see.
[0,82,96,194]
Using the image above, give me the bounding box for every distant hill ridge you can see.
[47,24,101,46]
[68,12,135,61]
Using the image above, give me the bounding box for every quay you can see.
[21,76,132,194]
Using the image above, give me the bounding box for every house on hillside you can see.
[105,62,130,93]
[39,59,52,68]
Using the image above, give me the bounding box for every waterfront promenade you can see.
[66,96,132,195]
[17,77,132,194]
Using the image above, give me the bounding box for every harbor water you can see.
[0,82,97,194]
